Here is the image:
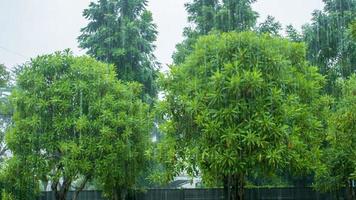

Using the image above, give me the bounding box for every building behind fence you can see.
[39,188,346,200]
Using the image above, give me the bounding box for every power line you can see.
[0,45,27,59]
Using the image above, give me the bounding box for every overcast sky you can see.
[0,0,324,70]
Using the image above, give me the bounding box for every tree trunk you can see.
[53,188,67,200]
[232,175,237,200]
[335,191,339,200]
[112,187,128,200]
[120,187,128,200]
[113,188,119,200]
[223,176,229,200]
[71,189,81,200]
[237,174,244,200]
[229,174,244,200]
[346,180,355,200]
[52,178,71,200]
[353,180,356,200]
[223,175,244,200]
[71,176,90,200]
[42,180,49,191]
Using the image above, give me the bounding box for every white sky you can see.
[0,0,324,70]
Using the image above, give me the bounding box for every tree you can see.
[285,25,303,42]
[186,0,220,35]
[172,0,218,65]
[314,75,356,200]
[303,0,356,94]
[256,15,282,36]
[6,51,152,200]
[172,0,258,65]
[0,64,10,163]
[78,0,158,102]
[217,0,258,32]
[158,32,326,200]
[0,64,19,200]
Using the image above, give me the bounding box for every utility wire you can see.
[0,45,27,59]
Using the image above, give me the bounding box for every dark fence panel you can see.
[38,191,102,200]
[245,187,345,200]
[39,188,346,200]
[132,189,182,200]
[182,189,224,200]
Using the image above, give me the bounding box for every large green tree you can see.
[173,0,258,65]
[6,51,152,200]
[78,0,158,102]
[314,75,356,200]
[303,0,356,94]
[158,32,327,200]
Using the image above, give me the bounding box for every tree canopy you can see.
[256,15,282,36]
[6,51,152,200]
[78,0,158,102]
[158,32,327,200]
[285,25,303,43]
[314,75,356,199]
[173,0,258,65]
[303,0,356,94]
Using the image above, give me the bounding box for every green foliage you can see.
[185,0,257,34]
[186,0,219,35]
[173,0,258,65]
[6,51,152,200]
[303,0,356,94]
[285,25,303,43]
[0,64,11,165]
[351,20,356,40]
[1,192,14,200]
[314,75,356,194]
[0,64,9,88]
[172,28,201,66]
[78,0,158,101]
[217,0,258,32]
[158,32,327,198]
[0,157,39,200]
[256,16,282,36]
